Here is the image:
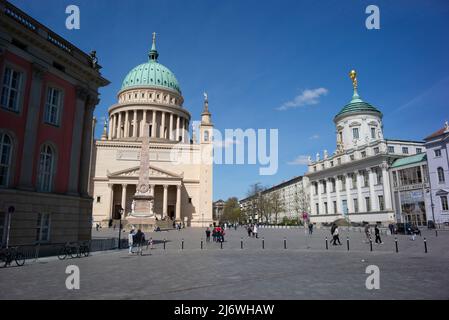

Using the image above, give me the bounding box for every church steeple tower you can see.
[148,32,159,61]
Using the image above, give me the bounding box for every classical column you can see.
[169,113,174,140]
[317,181,322,215]
[121,184,128,215]
[163,184,168,218]
[124,111,129,138]
[141,110,147,137]
[108,115,113,140]
[160,112,166,139]
[151,110,157,138]
[345,174,353,213]
[381,162,393,210]
[79,97,97,196]
[326,179,332,214]
[111,114,117,139]
[117,112,122,138]
[176,184,182,221]
[18,63,46,190]
[368,168,377,211]
[132,110,137,137]
[184,119,189,143]
[108,183,114,219]
[310,182,315,215]
[176,116,180,141]
[357,170,364,212]
[335,176,342,214]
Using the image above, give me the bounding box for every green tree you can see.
[220,197,242,223]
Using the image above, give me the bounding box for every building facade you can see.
[0,1,109,246]
[306,71,425,225]
[424,122,449,224]
[389,153,430,226]
[240,176,308,223]
[90,35,213,228]
[213,199,225,222]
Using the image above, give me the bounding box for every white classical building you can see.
[90,35,213,227]
[306,71,425,225]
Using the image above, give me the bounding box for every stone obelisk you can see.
[127,124,155,231]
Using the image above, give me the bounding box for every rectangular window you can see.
[365,197,371,212]
[316,203,320,215]
[353,199,359,213]
[402,147,409,154]
[363,171,369,187]
[332,180,336,192]
[36,213,51,243]
[314,183,318,195]
[361,151,367,158]
[96,196,101,203]
[374,147,379,155]
[322,182,326,194]
[376,169,382,185]
[333,201,337,213]
[44,87,62,125]
[341,177,346,191]
[378,195,384,211]
[324,202,328,214]
[371,127,376,139]
[1,67,23,112]
[388,146,395,153]
[352,127,359,139]
[435,149,442,157]
[441,196,449,211]
[416,148,422,154]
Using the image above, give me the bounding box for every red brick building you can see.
[0,0,109,246]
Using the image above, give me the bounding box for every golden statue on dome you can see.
[349,69,357,90]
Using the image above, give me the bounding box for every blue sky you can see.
[11,0,449,201]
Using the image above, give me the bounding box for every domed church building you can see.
[90,34,213,228]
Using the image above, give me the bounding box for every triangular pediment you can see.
[107,165,182,179]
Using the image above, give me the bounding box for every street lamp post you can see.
[118,208,124,249]
[6,206,15,249]
[427,188,436,228]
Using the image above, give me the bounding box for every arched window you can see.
[37,144,55,192]
[0,133,12,187]
[204,130,209,142]
[437,167,445,183]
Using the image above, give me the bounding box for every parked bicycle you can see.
[0,247,26,268]
[58,242,80,260]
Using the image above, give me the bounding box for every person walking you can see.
[374,225,383,244]
[128,230,135,254]
[247,225,252,238]
[333,226,342,245]
[330,223,337,245]
[133,229,144,255]
[364,224,371,243]
[308,223,313,235]
[253,224,258,239]
[205,227,211,242]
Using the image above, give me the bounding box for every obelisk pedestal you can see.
[125,125,156,232]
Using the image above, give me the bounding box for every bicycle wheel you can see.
[0,253,8,268]
[70,247,80,259]
[15,253,25,266]
[82,246,90,257]
[58,248,68,260]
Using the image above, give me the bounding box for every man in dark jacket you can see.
[374,225,383,244]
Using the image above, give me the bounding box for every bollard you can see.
[424,237,428,253]
[220,241,223,249]
[201,238,203,250]
[284,238,287,249]
[325,237,328,250]
[163,238,166,250]
[241,237,243,249]
[395,237,398,253]
[181,239,184,250]
[262,237,265,249]
[369,237,373,252]
[435,229,438,237]
[346,237,350,251]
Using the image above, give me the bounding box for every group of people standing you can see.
[205,226,226,242]
[246,224,259,238]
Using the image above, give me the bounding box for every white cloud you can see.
[277,88,328,111]
[309,134,320,140]
[287,155,310,165]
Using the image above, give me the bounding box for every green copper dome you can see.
[334,72,382,120]
[121,34,181,94]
